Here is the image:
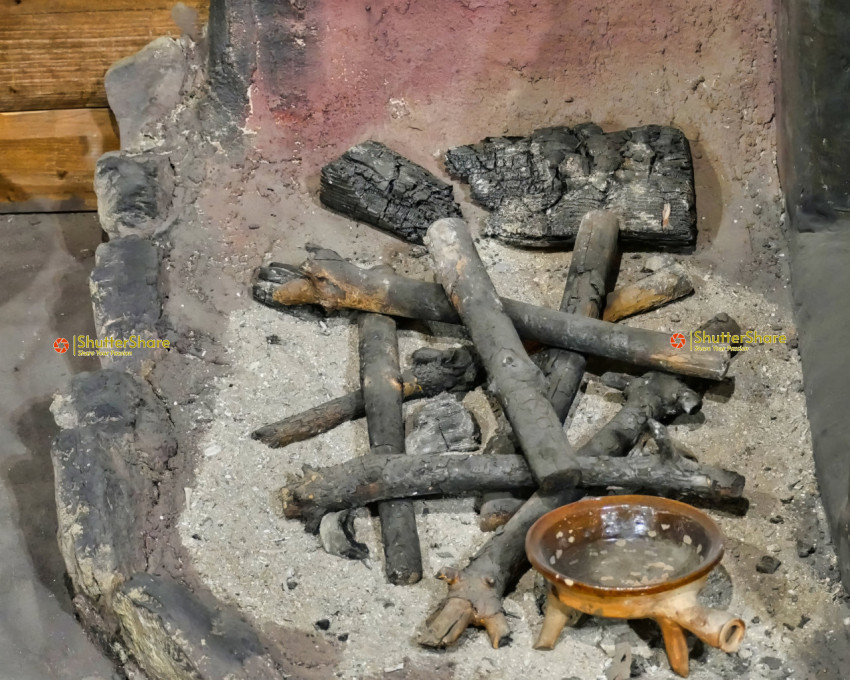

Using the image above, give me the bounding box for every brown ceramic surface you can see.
[526,495,725,597]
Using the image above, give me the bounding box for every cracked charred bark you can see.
[444,123,696,250]
[320,140,462,244]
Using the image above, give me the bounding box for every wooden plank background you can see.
[0,0,209,212]
[0,109,120,212]
[0,0,209,112]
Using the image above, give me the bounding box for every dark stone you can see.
[756,555,782,574]
[90,236,162,368]
[94,152,174,238]
[445,124,696,250]
[113,572,286,679]
[314,619,331,631]
[320,141,463,244]
[50,370,176,604]
[797,537,816,558]
[761,656,783,670]
[405,393,480,455]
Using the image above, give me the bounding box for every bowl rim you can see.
[525,494,725,597]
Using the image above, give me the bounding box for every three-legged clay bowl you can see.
[526,495,745,677]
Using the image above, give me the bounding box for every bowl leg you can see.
[534,586,582,650]
[657,616,690,677]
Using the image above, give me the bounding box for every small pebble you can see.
[314,619,330,630]
[761,656,782,670]
[756,555,781,574]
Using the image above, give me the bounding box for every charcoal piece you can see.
[405,393,480,455]
[320,141,463,244]
[445,124,696,250]
[756,556,781,574]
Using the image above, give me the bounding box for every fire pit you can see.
[47,2,850,679]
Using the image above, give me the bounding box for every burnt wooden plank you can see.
[445,123,696,250]
[320,141,463,244]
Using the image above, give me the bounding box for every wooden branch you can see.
[251,346,481,448]
[481,209,618,528]
[320,141,463,244]
[253,248,729,380]
[603,263,694,322]
[359,313,422,584]
[278,450,745,531]
[424,218,578,488]
[543,209,619,420]
[417,370,704,649]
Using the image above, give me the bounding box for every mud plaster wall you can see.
[233,0,781,289]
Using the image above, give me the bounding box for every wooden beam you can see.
[0,109,119,212]
[0,0,209,112]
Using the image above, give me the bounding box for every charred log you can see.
[603,263,694,322]
[541,209,619,420]
[253,249,729,380]
[359,312,422,584]
[444,124,696,250]
[278,449,744,532]
[320,141,462,244]
[424,218,579,489]
[481,209,618,528]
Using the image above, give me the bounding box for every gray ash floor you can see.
[177,236,850,680]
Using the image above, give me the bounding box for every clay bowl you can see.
[526,495,745,677]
